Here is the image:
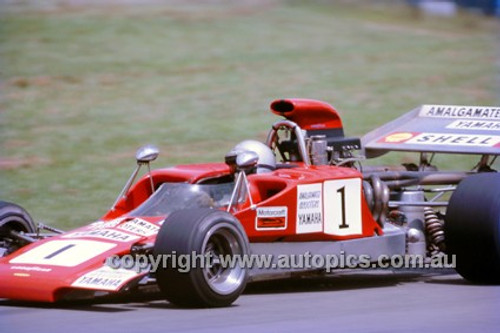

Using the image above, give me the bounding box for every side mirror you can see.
[136,145,159,164]
[236,151,259,171]
[111,144,160,211]
[227,151,259,213]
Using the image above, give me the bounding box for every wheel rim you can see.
[201,223,246,295]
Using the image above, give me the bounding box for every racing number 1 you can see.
[44,244,76,259]
[337,186,348,229]
[324,178,362,236]
[9,239,116,267]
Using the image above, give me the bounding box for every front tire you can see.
[153,208,249,307]
[445,173,500,284]
[0,201,36,256]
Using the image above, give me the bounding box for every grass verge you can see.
[1,0,498,228]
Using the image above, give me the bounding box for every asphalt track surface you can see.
[2,269,500,333]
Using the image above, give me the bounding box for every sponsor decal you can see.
[296,183,323,234]
[420,105,500,120]
[9,240,116,267]
[117,218,159,237]
[71,266,139,291]
[89,218,124,230]
[405,133,500,147]
[380,132,416,143]
[256,207,287,230]
[446,120,500,131]
[63,229,140,242]
[10,265,52,273]
[13,273,30,277]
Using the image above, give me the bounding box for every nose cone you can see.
[0,234,138,302]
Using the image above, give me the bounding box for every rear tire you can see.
[445,173,500,284]
[153,208,249,307]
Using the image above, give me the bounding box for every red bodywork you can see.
[0,99,380,302]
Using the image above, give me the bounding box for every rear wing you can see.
[361,105,500,158]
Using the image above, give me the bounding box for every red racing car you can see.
[1,99,499,307]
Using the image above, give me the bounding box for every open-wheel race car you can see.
[1,99,499,307]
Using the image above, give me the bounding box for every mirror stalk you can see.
[111,164,142,211]
[111,145,159,211]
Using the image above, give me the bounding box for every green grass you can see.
[0,1,498,229]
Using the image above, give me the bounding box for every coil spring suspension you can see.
[424,207,446,255]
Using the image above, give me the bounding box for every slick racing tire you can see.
[0,201,36,256]
[445,173,500,284]
[154,208,249,308]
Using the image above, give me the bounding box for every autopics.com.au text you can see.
[106,251,456,273]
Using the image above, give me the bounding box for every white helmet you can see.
[227,140,276,174]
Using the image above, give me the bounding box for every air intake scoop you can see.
[270,99,343,131]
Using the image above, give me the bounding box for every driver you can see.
[225,140,276,174]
